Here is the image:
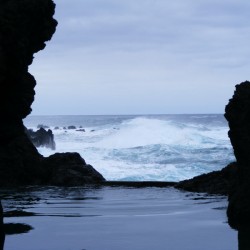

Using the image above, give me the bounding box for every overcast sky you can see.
[29,0,250,115]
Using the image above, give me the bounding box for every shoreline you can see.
[103,180,177,188]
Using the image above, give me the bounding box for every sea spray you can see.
[24,114,235,181]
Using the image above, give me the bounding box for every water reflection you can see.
[0,186,237,250]
[4,223,33,235]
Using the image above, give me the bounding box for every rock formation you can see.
[0,0,57,131]
[43,153,105,185]
[0,0,56,185]
[26,127,56,150]
[0,0,105,188]
[0,201,4,250]
[176,162,237,195]
[224,81,250,231]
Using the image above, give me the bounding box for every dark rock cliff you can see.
[0,0,105,188]
[0,0,57,135]
[0,201,4,250]
[224,81,250,231]
[0,0,57,185]
[177,81,250,236]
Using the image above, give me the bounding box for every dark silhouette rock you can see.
[0,201,4,250]
[0,0,57,123]
[224,81,250,231]
[0,134,46,186]
[4,223,33,235]
[176,162,237,195]
[43,153,105,185]
[0,0,57,187]
[26,127,56,150]
[0,134,105,187]
[0,0,105,187]
[238,227,250,250]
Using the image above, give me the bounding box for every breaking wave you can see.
[24,115,235,181]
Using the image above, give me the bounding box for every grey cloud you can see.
[31,0,250,114]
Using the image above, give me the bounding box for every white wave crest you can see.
[33,115,234,182]
[95,117,230,149]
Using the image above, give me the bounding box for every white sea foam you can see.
[25,115,235,181]
[96,117,229,149]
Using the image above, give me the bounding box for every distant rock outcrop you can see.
[26,127,56,150]
[224,81,250,230]
[0,0,105,188]
[68,126,76,130]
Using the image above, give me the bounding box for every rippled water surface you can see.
[1,186,237,250]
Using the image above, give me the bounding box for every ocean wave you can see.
[27,115,235,182]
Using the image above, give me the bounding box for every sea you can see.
[3,114,238,250]
[2,186,237,250]
[24,114,235,182]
